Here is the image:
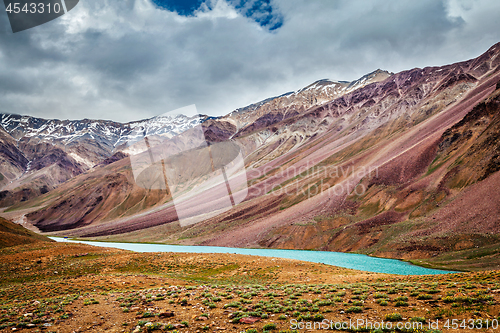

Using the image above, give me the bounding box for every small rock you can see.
[172,323,186,329]
[239,317,260,324]
[158,310,174,318]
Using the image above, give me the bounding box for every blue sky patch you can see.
[152,0,204,16]
[152,0,283,30]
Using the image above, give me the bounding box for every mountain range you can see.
[1,42,500,270]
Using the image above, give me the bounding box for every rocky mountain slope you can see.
[229,69,392,135]
[2,42,500,267]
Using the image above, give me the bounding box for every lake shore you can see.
[50,237,456,275]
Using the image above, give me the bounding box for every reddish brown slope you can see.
[14,157,172,232]
[196,73,500,251]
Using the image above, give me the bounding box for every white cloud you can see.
[195,0,240,19]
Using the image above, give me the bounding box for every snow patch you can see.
[68,153,95,168]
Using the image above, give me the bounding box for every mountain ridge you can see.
[0,69,393,205]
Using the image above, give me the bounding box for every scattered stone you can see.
[158,310,174,318]
[239,317,260,324]
[172,323,186,329]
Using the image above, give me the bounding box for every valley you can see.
[1,43,500,271]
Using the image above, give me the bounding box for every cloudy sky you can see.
[1,0,500,122]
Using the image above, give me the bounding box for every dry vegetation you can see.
[1,242,499,333]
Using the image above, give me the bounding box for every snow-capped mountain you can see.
[0,69,392,206]
[0,113,206,152]
[0,69,392,172]
[0,113,208,168]
[229,69,393,130]
[0,113,208,205]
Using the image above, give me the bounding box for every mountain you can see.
[2,42,500,269]
[229,69,392,134]
[0,70,390,207]
[0,69,393,231]
[0,126,27,189]
[0,113,206,206]
[0,113,207,166]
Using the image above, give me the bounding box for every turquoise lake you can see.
[50,237,457,276]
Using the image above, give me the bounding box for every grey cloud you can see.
[0,0,499,122]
